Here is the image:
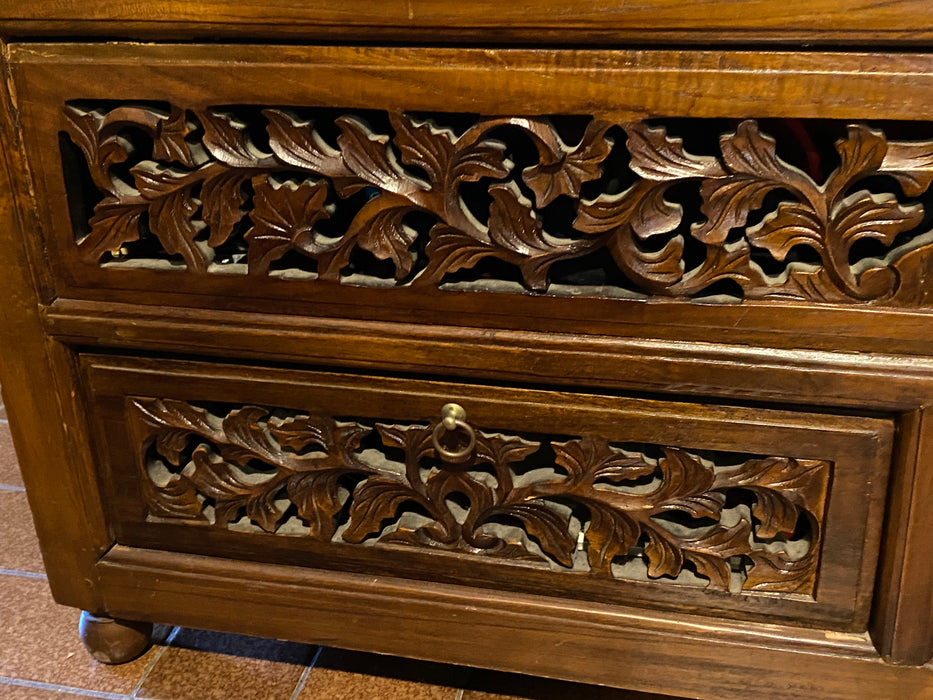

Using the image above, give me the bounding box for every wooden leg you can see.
[78,611,153,664]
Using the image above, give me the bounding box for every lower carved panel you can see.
[131,397,830,597]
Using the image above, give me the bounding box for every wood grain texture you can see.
[1,0,933,44]
[0,43,109,612]
[4,17,933,694]
[97,546,933,700]
[81,355,891,631]
[57,102,933,306]
[131,397,831,596]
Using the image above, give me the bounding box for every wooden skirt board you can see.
[1,31,933,700]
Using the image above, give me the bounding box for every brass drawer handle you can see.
[431,403,476,464]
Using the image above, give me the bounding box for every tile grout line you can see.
[0,567,47,579]
[0,676,130,699]
[288,646,323,700]
[454,688,465,700]
[0,483,25,491]
[130,625,181,699]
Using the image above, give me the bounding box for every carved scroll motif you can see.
[62,104,933,304]
[131,398,830,596]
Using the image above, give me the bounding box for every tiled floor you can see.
[0,406,675,700]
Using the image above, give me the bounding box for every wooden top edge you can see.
[1,0,932,45]
[9,42,933,72]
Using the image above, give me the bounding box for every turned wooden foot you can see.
[78,611,153,664]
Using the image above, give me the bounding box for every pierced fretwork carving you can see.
[131,397,830,596]
[62,103,933,304]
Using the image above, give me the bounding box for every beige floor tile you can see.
[461,668,678,699]
[298,648,463,700]
[137,628,314,700]
[0,575,168,694]
[0,421,23,487]
[0,490,45,573]
[0,681,100,698]
[298,667,457,700]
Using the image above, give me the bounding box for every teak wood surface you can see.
[2,5,933,699]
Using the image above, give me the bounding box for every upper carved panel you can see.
[62,103,933,304]
[131,397,830,597]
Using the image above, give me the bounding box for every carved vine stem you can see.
[132,398,830,596]
[63,104,933,304]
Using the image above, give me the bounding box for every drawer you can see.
[12,44,933,354]
[81,354,893,632]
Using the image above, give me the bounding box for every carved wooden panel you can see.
[61,103,933,304]
[131,396,830,597]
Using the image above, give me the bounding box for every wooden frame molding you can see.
[3,32,933,698]
[44,300,933,665]
[2,0,933,44]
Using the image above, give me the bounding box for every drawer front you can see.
[12,44,933,353]
[81,354,893,631]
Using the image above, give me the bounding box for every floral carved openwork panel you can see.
[131,397,830,597]
[61,103,933,304]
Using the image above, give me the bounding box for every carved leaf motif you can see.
[745,551,816,594]
[202,169,249,248]
[494,502,575,567]
[187,446,285,532]
[630,187,684,240]
[219,406,282,465]
[608,229,686,290]
[144,475,204,520]
[390,114,456,189]
[585,502,639,574]
[136,397,829,596]
[675,240,756,295]
[575,181,682,240]
[474,432,540,494]
[768,266,854,303]
[829,125,887,199]
[196,110,264,168]
[270,413,336,453]
[153,108,198,168]
[685,551,732,591]
[340,193,420,280]
[342,478,423,544]
[625,124,725,181]
[746,202,824,261]
[245,178,331,273]
[694,177,781,245]
[287,470,347,540]
[657,492,725,520]
[62,106,132,195]
[336,116,409,193]
[681,519,753,590]
[129,164,208,270]
[552,434,653,485]
[421,224,496,280]
[132,398,217,446]
[376,423,435,463]
[831,191,923,248]
[881,139,933,197]
[147,186,207,272]
[487,184,574,291]
[152,429,197,467]
[643,525,684,579]
[263,109,362,196]
[81,197,146,262]
[694,121,809,245]
[523,120,612,208]
[476,433,541,465]
[450,139,511,187]
[718,457,827,539]
[653,449,715,502]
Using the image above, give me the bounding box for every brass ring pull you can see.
[431,403,476,463]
